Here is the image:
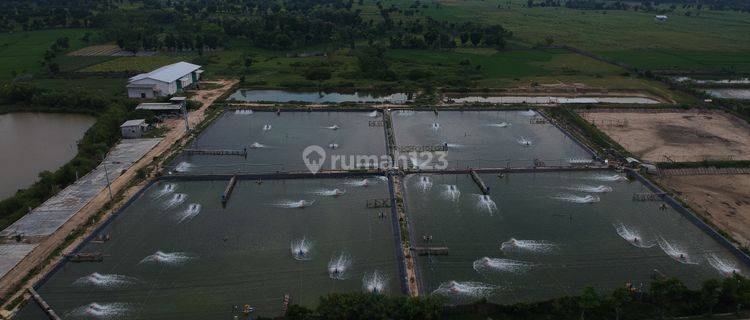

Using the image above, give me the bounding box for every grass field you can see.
[198,44,691,102]
[31,77,126,97]
[79,54,196,73]
[0,29,91,79]
[596,50,750,73]
[373,0,750,73]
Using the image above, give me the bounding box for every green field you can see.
[596,50,750,73]
[196,44,690,102]
[79,54,197,73]
[374,0,750,73]
[31,77,126,97]
[0,28,91,79]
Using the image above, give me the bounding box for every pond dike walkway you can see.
[0,139,162,286]
[160,165,612,181]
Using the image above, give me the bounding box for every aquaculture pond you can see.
[228,90,411,104]
[16,178,400,319]
[391,110,594,169]
[0,113,95,200]
[704,89,750,100]
[403,171,747,304]
[446,96,660,105]
[170,110,387,174]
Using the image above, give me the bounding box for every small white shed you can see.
[120,119,149,139]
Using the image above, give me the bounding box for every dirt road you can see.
[0,80,237,316]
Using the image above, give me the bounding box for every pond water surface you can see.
[0,113,94,200]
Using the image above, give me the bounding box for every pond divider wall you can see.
[386,175,409,295]
[397,176,426,296]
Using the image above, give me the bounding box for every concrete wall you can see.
[129,78,173,97]
[127,87,157,99]
[121,125,147,139]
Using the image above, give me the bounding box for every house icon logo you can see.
[302,145,326,174]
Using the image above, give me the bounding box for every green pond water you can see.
[16,178,399,319]
[170,110,387,174]
[391,110,594,169]
[403,171,747,304]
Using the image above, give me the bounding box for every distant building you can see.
[127,62,203,99]
[120,119,149,138]
[654,15,668,22]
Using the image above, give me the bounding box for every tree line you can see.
[278,275,750,319]
[0,0,512,52]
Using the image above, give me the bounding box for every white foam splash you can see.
[571,185,613,193]
[500,238,556,253]
[73,273,139,289]
[554,194,600,204]
[363,270,387,293]
[347,179,370,187]
[152,183,175,198]
[275,200,315,208]
[314,188,346,197]
[325,124,340,130]
[417,176,433,193]
[262,124,272,131]
[164,193,187,208]
[177,203,201,223]
[658,237,698,264]
[569,158,594,165]
[249,142,267,149]
[367,110,379,117]
[442,185,461,203]
[291,237,313,261]
[517,137,533,146]
[614,223,654,248]
[174,162,191,173]
[70,302,130,319]
[589,173,627,182]
[328,253,353,280]
[474,194,498,215]
[488,122,510,128]
[706,254,742,276]
[433,281,497,302]
[519,109,536,117]
[473,257,534,273]
[140,251,192,266]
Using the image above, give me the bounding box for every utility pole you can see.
[182,104,191,132]
[102,159,113,205]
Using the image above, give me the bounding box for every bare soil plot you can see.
[580,110,750,162]
[67,45,123,56]
[659,174,750,246]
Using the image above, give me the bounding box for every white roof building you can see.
[127,62,203,99]
[120,119,149,138]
